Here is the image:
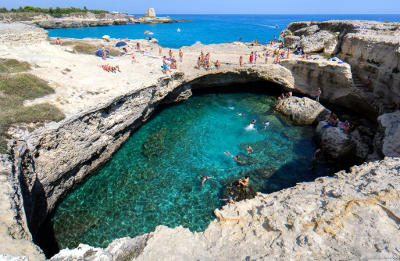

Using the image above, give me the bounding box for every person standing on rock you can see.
[239,56,243,66]
[179,49,183,62]
[158,46,162,56]
[316,88,322,102]
[249,52,254,64]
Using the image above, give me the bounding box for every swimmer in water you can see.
[246,145,253,154]
[200,175,215,186]
[251,118,257,125]
[220,197,234,204]
[264,121,270,129]
[224,151,242,163]
[238,113,245,116]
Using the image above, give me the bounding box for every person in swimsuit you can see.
[246,145,253,154]
[239,56,243,66]
[315,88,322,102]
[251,118,257,125]
[264,121,270,129]
[238,176,250,186]
[200,176,215,186]
[220,197,234,204]
[224,151,241,163]
[238,113,245,116]
[179,49,183,62]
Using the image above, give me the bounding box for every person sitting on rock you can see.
[220,197,234,204]
[55,37,62,45]
[200,175,215,186]
[170,58,177,69]
[238,176,250,186]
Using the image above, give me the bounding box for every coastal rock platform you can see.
[0,20,399,260]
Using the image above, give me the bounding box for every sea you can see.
[47,14,400,48]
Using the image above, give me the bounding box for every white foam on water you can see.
[245,124,255,131]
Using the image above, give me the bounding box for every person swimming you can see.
[224,151,241,163]
[237,113,245,116]
[264,121,270,129]
[246,145,253,154]
[251,118,257,125]
[200,175,215,186]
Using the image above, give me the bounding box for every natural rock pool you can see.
[51,92,328,249]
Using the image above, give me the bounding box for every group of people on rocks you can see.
[197,51,211,70]
[323,112,356,134]
[160,49,183,73]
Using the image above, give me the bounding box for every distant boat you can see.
[177,28,181,32]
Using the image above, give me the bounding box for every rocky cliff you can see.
[0,20,399,260]
[281,20,400,114]
[0,11,186,29]
[51,157,400,260]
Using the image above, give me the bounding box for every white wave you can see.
[245,124,255,131]
[228,106,235,110]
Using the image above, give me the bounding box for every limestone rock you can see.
[315,121,357,161]
[377,111,400,157]
[283,35,300,49]
[51,158,400,260]
[145,8,156,17]
[294,24,319,36]
[279,29,292,38]
[275,96,331,125]
[222,182,257,201]
[300,30,336,53]
[51,244,112,260]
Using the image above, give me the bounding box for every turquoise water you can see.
[52,92,328,249]
[47,14,400,48]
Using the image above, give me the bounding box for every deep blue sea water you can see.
[47,14,400,48]
[52,92,328,249]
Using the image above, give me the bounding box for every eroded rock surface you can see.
[51,158,400,260]
[282,20,400,111]
[377,111,400,157]
[275,96,331,124]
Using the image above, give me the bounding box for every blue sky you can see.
[2,0,400,14]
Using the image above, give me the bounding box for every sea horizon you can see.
[48,13,400,48]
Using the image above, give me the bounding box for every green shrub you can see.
[0,74,65,154]
[0,59,31,73]
[0,74,54,100]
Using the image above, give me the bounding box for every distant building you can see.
[145,8,156,17]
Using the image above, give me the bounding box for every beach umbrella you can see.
[115,41,127,47]
[102,35,110,40]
